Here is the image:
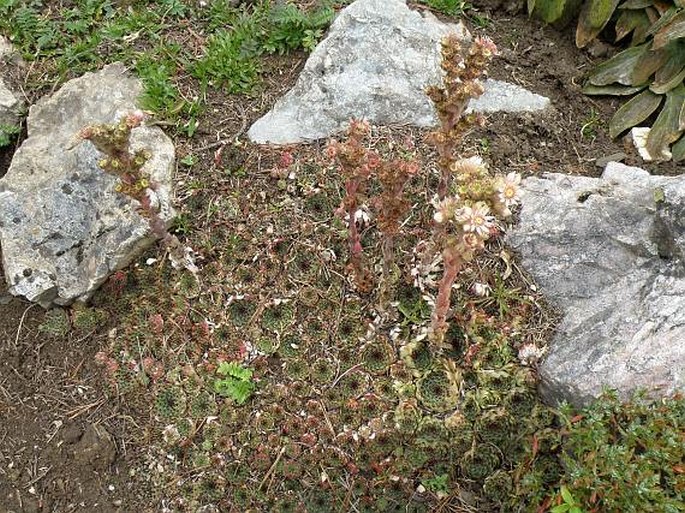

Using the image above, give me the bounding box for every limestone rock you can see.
[0,63,175,307]
[0,36,24,133]
[507,162,685,406]
[248,0,550,145]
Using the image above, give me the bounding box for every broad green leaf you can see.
[653,10,685,49]
[646,84,685,160]
[619,0,654,8]
[645,5,660,23]
[588,44,650,86]
[560,486,575,504]
[647,6,681,35]
[576,0,621,47]
[551,505,570,513]
[631,44,669,84]
[583,83,646,95]
[615,10,651,41]
[533,0,568,23]
[609,89,662,137]
[650,44,685,93]
[672,134,685,160]
[651,66,685,94]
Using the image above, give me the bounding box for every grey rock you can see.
[248,0,549,145]
[0,79,23,128]
[0,36,24,131]
[468,79,550,114]
[594,151,627,168]
[507,162,685,406]
[0,63,175,307]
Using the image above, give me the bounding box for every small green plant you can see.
[0,124,20,147]
[37,308,71,337]
[518,391,685,511]
[213,361,255,405]
[551,486,586,513]
[192,1,333,93]
[580,108,602,139]
[79,112,198,273]
[421,472,450,495]
[419,0,469,16]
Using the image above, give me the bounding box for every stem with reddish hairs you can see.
[345,177,364,279]
[430,246,462,349]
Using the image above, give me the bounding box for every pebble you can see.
[595,152,627,168]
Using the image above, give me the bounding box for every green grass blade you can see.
[588,43,649,86]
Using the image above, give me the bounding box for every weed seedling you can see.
[213,361,255,405]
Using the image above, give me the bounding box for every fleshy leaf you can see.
[588,44,650,86]
[583,83,646,95]
[533,0,568,23]
[609,89,663,137]
[646,84,685,160]
[653,10,685,49]
[631,44,670,84]
[577,0,621,47]
[651,66,685,94]
[672,134,685,161]
[615,10,651,41]
[618,0,654,8]
[647,5,681,35]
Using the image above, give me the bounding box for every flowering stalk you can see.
[79,113,198,274]
[328,119,378,293]
[426,36,523,350]
[426,34,497,200]
[374,158,418,305]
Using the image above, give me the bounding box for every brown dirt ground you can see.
[0,2,679,512]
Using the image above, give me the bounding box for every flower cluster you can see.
[79,112,199,274]
[328,120,418,294]
[432,158,521,262]
[79,110,150,202]
[427,35,498,199]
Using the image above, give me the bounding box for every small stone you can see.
[632,126,671,162]
[594,152,627,168]
[586,40,611,58]
[71,424,116,470]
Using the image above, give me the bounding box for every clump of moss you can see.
[71,304,109,334]
[227,297,256,327]
[460,443,500,481]
[261,301,294,331]
[310,358,334,383]
[38,308,71,337]
[155,385,187,419]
